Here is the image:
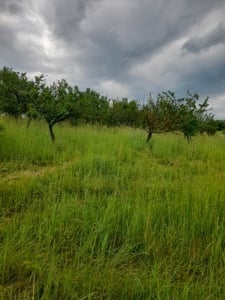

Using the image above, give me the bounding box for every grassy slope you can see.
[0,118,225,299]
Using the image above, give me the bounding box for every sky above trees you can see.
[1,0,225,118]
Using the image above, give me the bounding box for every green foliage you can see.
[199,116,218,136]
[37,80,71,124]
[177,92,211,140]
[214,119,225,131]
[108,98,139,127]
[0,67,34,117]
[73,88,110,125]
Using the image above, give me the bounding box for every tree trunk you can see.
[26,117,32,128]
[184,133,191,143]
[146,130,152,143]
[48,124,55,143]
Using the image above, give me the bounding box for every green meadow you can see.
[1,118,225,299]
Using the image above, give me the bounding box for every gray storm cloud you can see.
[183,22,225,53]
[0,0,225,117]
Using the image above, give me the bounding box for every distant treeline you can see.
[0,66,225,142]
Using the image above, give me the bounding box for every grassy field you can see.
[0,117,225,299]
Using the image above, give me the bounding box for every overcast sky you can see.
[1,0,225,118]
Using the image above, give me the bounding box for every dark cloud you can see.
[0,0,24,14]
[47,0,196,82]
[0,0,58,73]
[1,0,225,116]
[45,0,224,85]
[189,63,225,94]
[39,0,102,41]
[183,22,225,53]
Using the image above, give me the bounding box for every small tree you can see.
[142,91,213,142]
[35,79,78,142]
[177,92,211,141]
[142,91,179,142]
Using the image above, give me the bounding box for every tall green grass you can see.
[0,117,225,299]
